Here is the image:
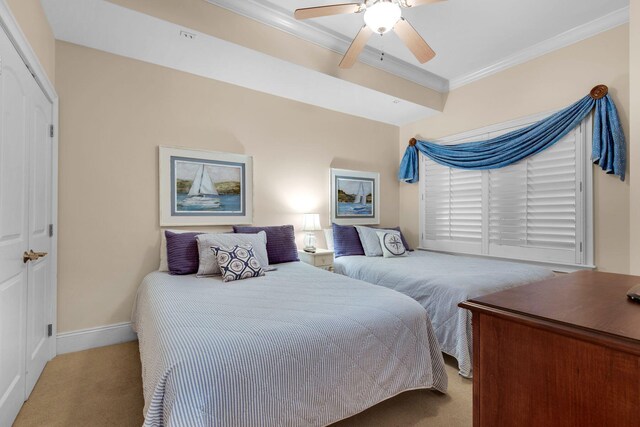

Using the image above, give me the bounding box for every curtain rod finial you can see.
[409,138,417,146]
[590,85,608,100]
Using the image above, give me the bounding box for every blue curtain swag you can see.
[398,85,626,183]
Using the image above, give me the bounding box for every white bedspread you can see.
[132,262,447,426]
[334,251,554,378]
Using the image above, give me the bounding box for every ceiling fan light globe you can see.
[364,1,402,34]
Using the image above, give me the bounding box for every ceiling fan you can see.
[294,0,443,69]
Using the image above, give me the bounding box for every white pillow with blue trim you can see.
[355,225,401,257]
[376,231,408,258]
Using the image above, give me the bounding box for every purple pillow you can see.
[165,231,202,275]
[232,225,299,264]
[332,223,365,258]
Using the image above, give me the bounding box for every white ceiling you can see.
[41,0,629,126]
[42,0,438,125]
[218,0,628,87]
[266,0,629,79]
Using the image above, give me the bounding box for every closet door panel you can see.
[0,27,31,427]
[25,86,53,397]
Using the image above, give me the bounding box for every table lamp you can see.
[301,213,321,253]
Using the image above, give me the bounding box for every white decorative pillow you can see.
[376,231,408,258]
[355,226,398,257]
[196,231,268,277]
[323,228,334,251]
[213,244,265,282]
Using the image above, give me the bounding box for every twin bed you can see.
[133,261,447,426]
[135,226,553,425]
[334,251,554,377]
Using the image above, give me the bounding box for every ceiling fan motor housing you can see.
[364,0,402,34]
[294,0,437,68]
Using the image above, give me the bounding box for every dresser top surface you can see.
[467,270,640,342]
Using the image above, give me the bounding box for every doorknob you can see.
[23,251,38,263]
[23,250,48,263]
[32,250,48,259]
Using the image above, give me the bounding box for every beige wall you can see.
[399,25,630,274]
[630,2,640,274]
[56,41,400,332]
[5,0,55,83]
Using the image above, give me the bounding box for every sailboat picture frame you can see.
[159,147,253,226]
[331,168,380,225]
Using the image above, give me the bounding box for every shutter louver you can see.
[424,158,482,246]
[526,136,576,251]
[488,132,577,263]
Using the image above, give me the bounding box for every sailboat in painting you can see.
[352,182,369,212]
[179,164,221,208]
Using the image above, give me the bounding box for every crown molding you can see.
[205,0,450,93]
[449,6,629,90]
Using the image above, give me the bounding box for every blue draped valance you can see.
[398,85,626,183]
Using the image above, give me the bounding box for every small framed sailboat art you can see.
[159,147,253,226]
[331,168,380,225]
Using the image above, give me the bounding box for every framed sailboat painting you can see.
[331,168,379,225]
[159,147,253,226]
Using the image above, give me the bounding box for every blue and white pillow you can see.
[212,244,265,282]
[197,231,268,277]
[376,231,408,258]
[356,226,409,257]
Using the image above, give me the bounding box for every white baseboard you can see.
[56,321,137,355]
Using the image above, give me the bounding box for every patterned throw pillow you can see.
[376,231,408,258]
[196,232,268,277]
[212,244,265,282]
[355,226,412,257]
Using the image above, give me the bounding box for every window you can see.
[419,112,593,269]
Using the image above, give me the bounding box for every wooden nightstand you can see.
[298,249,334,271]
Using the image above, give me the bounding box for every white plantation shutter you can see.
[488,132,578,263]
[423,157,482,253]
[420,113,591,268]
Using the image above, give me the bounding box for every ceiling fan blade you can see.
[393,18,436,64]
[294,3,362,20]
[339,25,373,68]
[403,0,445,7]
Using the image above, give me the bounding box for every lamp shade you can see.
[301,213,321,231]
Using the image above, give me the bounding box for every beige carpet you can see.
[14,342,471,426]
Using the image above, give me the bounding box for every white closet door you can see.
[0,26,31,427]
[25,84,52,397]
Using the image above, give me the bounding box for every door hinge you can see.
[580,242,583,253]
[49,224,54,237]
[49,124,54,138]
[47,324,53,337]
[0,56,2,76]
[579,181,583,192]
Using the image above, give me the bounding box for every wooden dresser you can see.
[460,271,640,427]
